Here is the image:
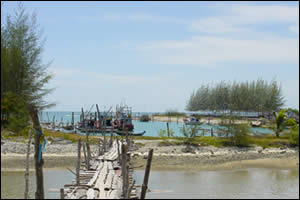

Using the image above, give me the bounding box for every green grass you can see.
[2,128,296,148]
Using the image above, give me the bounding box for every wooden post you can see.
[125,131,129,146]
[110,129,113,148]
[211,128,214,137]
[60,188,64,199]
[28,106,45,199]
[81,108,85,124]
[177,115,179,124]
[122,144,128,198]
[82,143,88,170]
[98,138,102,156]
[72,112,74,130]
[166,122,170,137]
[76,139,81,185]
[117,137,121,164]
[24,129,32,199]
[140,149,154,199]
[85,129,90,170]
[103,131,107,153]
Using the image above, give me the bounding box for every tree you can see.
[186,79,285,116]
[1,3,55,199]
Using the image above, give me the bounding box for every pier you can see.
[62,133,153,199]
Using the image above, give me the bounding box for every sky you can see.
[2,1,299,112]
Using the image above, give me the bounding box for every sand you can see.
[1,138,299,171]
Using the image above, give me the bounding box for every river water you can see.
[1,168,299,199]
[39,111,274,137]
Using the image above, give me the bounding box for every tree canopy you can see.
[1,3,54,131]
[186,79,285,114]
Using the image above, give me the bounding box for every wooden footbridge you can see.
[62,134,153,199]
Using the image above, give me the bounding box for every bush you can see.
[180,124,201,144]
[158,129,167,137]
[165,109,185,116]
[284,118,297,127]
[157,128,174,137]
[140,114,151,122]
[230,124,250,147]
[289,125,299,146]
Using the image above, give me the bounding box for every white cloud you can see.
[135,36,299,65]
[231,4,299,23]
[289,24,299,34]
[189,17,248,33]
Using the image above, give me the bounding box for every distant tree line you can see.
[186,79,285,116]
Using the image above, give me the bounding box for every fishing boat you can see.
[115,130,146,136]
[113,104,134,131]
[183,117,203,125]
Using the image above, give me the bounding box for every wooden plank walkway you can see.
[63,140,139,199]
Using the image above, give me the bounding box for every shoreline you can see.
[1,154,298,172]
[150,116,254,124]
[2,139,299,171]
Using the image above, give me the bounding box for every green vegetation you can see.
[139,114,151,122]
[157,128,175,138]
[289,125,299,146]
[1,3,54,133]
[153,109,186,117]
[229,124,251,147]
[284,118,297,127]
[186,79,284,115]
[180,124,201,144]
[273,109,288,138]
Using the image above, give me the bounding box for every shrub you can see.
[284,118,297,127]
[180,124,201,144]
[230,124,250,147]
[140,114,151,122]
[158,129,167,138]
[158,128,174,137]
[289,125,299,146]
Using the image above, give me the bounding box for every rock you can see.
[181,146,195,154]
[280,151,286,154]
[210,150,214,155]
[258,150,263,153]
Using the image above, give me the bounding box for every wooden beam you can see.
[140,149,154,199]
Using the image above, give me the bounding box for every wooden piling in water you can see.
[140,149,154,199]
[29,107,45,199]
[85,129,91,170]
[24,129,32,199]
[82,143,88,170]
[76,139,81,185]
[60,188,64,199]
[72,112,74,130]
[166,122,170,137]
[122,144,128,198]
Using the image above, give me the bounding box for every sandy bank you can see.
[1,138,299,171]
[151,116,252,124]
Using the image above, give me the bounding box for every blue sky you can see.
[2,1,299,112]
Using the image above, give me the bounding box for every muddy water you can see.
[1,168,298,199]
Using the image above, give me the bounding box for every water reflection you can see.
[1,168,299,199]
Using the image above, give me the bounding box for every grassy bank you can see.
[1,128,296,149]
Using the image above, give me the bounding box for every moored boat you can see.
[115,130,146,136]
[183,117,203,125]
